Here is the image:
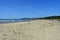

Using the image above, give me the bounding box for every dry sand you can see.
[0,20,60,40]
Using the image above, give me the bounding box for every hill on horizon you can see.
[0,16,60,23]
[0,15,60,19]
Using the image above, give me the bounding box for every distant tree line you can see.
[32,16,60,20]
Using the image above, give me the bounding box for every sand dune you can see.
[0,20,60,40]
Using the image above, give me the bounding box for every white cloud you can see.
[23,6,32,8]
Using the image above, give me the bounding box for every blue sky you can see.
[0,0,60,19]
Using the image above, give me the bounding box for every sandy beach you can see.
[0,20,60,40]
